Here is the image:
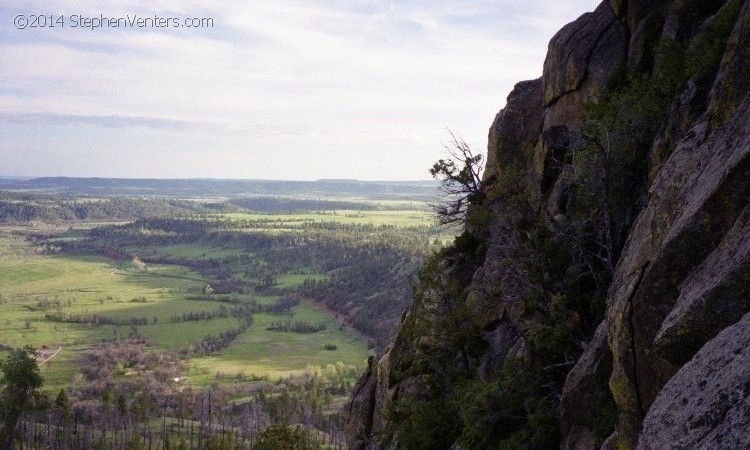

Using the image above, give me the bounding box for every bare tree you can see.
[429,131,484,225]
[131,256,146,272]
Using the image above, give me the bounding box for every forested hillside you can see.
[63,215,438,346]
[0,193,231,223]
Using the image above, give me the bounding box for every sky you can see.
[0,0,601,180]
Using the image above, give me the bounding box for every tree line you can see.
[0,193,232,224]
[266,319,327,334]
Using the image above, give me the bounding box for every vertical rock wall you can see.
[346,1,750,448]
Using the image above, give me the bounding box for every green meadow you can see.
[217,209,437,228]
[0,227,368,392]
[190,302,366,383]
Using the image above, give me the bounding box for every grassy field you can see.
[190,302,366,383]
[0,227,368,392]
[124,243,244,259]
[217,209,437,227]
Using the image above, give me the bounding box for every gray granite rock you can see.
[639,312,750,450]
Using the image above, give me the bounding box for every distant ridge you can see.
[0,177,438,200]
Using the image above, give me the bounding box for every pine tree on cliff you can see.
[429,131,484,225]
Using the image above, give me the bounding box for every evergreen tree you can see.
[0,347,44,447]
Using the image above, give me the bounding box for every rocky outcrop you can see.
[709,0,750,126]
[639,312,750,449]
[346,1,750,448]
[469,78,544,330]
[484,78,544,180]
[560,322,614,450]
[542,2,628,127]
[653,206,750,364]
[345,352,390,450]
[606,94,750,449]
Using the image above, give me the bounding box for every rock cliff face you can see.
[347,0,750,448]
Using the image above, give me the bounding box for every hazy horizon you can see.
[2,0,600,180]
[0,174,437,182]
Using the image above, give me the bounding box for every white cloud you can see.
[0,0,601,179]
